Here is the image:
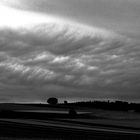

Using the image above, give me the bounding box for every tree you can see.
[47,97,58,105]
[64,100,68,104]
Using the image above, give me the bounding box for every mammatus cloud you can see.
[0,2,140,102]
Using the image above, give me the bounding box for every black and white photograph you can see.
[0,0,140,139]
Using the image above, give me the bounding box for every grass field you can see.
[0,103,140,139]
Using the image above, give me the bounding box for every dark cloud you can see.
[0,19,140,102]
[0,0,140,102]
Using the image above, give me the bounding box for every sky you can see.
[0,0,140,103]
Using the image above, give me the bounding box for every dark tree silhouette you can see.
[47,97,58,105]
[64,100,68,104]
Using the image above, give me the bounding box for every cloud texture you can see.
[0,1,140,102]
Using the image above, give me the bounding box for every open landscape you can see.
[0,0,140,139]
[0,102,140,139]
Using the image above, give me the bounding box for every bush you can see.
[68,108,77,116]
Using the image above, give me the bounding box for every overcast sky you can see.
[0,0,140,103]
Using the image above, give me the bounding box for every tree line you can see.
[62,100,140,112]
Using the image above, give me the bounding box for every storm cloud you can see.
[0,0,140,102]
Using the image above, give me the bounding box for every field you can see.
[0,103,140,140]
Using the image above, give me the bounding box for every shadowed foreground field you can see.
[0,103,140,140]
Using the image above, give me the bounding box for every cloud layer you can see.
[0,1,140,102]
[0,19,140,102]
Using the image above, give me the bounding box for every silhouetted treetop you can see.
[47,97,58,105]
